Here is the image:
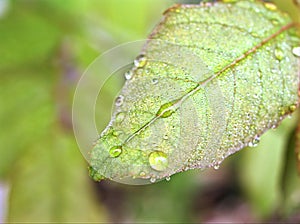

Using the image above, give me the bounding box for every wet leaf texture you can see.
[90,0,300,184]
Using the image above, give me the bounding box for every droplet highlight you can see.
[124,70,133,80]
[292,47,300,57]
[166,176,171,181]
[109,146,122,158]
[213,164,220,170]
[150,177,156,183]
[149,151,168,171]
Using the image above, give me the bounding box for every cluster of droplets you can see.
[124,54,160,86]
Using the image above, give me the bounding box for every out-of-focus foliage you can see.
[0,0,300,223]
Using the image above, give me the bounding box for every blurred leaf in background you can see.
[0,0,300,223]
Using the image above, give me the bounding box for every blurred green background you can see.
[0,0,300,222]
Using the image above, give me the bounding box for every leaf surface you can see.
[90,0,300,184]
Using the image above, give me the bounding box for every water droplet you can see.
[292,47,300,57]
[124,70,133,80]
[152,78,158,84]
[140,171,146,177]
[163,134,168,140]
[150,177,156,183]
[289,104,297,112]
[274,47,284,61]
[109,146,122,158]
[278,107,286,116]
[134,54,147,68]
[149,151,168,171]
[271,19,279,25]
[271,124,278,129]
[115,112,125,123]
[213,164,220,170]
[264,2,277,11]
[115,95,124,106]
[156,100,177,118]
[166,176,171,181]
[249,136,260,147]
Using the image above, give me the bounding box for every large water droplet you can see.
[274,47,284,61]
[149,151,168,171]
[292,47,300,57]
[139,171,146,177]
[248,136,260,147]
[264,2,277,11]
[124,70,133,80]
[134,54,147,68]
[115,95,124,106]
[156,100,177,118]
[109,146,122,158]
[165,176,171,181]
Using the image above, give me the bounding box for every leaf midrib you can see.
[121,22,297,148]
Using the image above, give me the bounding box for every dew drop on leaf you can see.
[148,151,168,171]
[150,177,156,183]
[156,101,177,118]
[274,47,284,61]
[124,70,133,80]
[134,54,147,68]
[152,78,158,84]
[165,176,171,181]
[115,95,124,106]
[292,47,300,57]
[264,2,277,11]
[248,136,260,148]
[109,146,122,158]
[213,164,220,170]
[289,104,297,112]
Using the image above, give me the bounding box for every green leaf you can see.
[90,0,300,184]
[7,133,107,222]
